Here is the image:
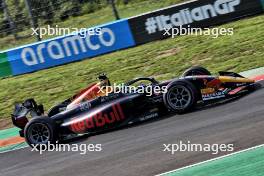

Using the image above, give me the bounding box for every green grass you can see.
[0,0,186,51]
[164,146,264,176]
[0,13,264,121]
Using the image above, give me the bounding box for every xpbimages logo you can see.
[31,141,102,155]
[145,0,241,34]
[31,25,102,39]
[163,141,234,155]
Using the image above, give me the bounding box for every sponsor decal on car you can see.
[70,103,125,132]
[201,88,215,94]
[79,102,92,111]
[204,78,222,89]
[139,112,159,121]
[235,82,247,87]
[202,91,225,100]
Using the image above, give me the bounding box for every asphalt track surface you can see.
[1,81,264,176]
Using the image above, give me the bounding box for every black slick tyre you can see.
[163,80,198,113]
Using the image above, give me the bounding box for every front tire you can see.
[163,80,198,113]
[24,116,58,147]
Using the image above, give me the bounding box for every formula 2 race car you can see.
[11,66,257,147]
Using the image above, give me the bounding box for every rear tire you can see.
[163,80,198,113]
[182,66,211,77]
[24,116,58,148]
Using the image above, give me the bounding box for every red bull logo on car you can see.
[70,103,125,133]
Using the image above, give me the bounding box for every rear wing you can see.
[11,99,44,129]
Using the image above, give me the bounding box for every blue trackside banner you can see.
[7,19,135,75]
[1,0,264,78]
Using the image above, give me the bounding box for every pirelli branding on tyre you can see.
[128,0,264,44]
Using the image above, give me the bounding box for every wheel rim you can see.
[28,123,50,144]
[167,85,192,110]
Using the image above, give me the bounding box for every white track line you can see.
[156,144,264,176]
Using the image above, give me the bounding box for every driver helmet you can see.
[98,73,111,87]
